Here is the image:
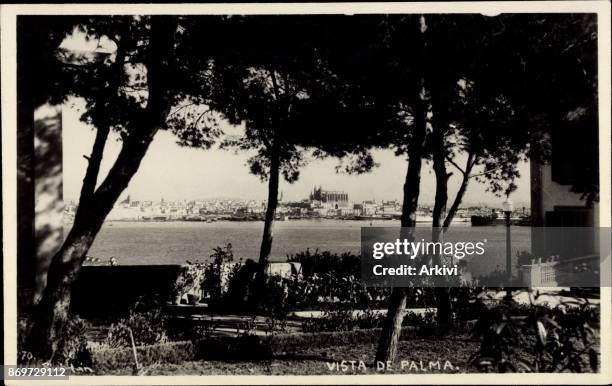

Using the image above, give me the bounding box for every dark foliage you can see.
[469,295,599,373]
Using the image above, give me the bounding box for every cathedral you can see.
[309,186,349,208]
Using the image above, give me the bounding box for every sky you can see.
[62,99,531,208]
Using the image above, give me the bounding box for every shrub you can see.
[202,244,236,302]
[236,315,259,337]
[475,267,511,287]
[449,285,488,322]
[301,307,385,333]
[402,310,436,327]
[16,316,94,371]
[283,269,391,310]
[92,341,195,373]
[263,314,289,334]
[17,318,31,361]
[170,275,188,300]
[58,316,94,369]
[469,292,600,373]
[203,248,470,313]
[283,274,321,309]
[302,308,356,333]
[106,308,168,348]
[260,274,291,317]
[516,250,535,266]
[223,259,258,306]
[354,308,386,329]
[287,249,361,278]
[205,249,397,312]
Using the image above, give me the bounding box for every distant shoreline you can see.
[66,217,473,225]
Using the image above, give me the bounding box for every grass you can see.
[97,335,479,375]
[95,332,601,375]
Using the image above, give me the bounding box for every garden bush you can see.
[287,249,361,277]
[202,243,238,304]
[106,308,168,348]
[402,310,436,328]
[58,316,93,368]
[301,307,440,333]
[469,293,600,373]
[17,316,95,371]
[204,249,471,313]
[301,308,358,333]
[92,341,195,373]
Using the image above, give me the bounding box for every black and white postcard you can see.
[2,2,611,385]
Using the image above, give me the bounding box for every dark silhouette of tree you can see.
[304,14,432,364]
[290,14,433,363]
[420,13,598,333]
[371,15,431,364]
[370,12,598,363]
[490,13,598,204]
[417,15,530,331]
[177,16,371,281]
[24,16,194,361]
[430,13,598,330]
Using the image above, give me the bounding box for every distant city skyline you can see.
[62,100,531,208]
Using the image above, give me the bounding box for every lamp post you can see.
[502,196,514,301]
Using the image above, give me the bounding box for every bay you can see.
[83,220,531,278]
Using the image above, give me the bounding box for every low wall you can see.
[71,262,303,320]
[71,265,183,320]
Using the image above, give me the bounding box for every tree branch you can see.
[268,67,286,146]
[190,108,211,131]
[442,151,475,229]
[75,41,127,221]
[77,125,110,214]
[469,161,509,179]
[445,155,466,176]
[269,68,282,103]
[168,102,197,117]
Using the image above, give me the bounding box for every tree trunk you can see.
[250,68,287,307]
[432,175,453,332]
[258,68,285,271]
[430,119,453,332]
[375,14,429,365]
[25,212,106,360]
[431,154,447,230]
[75,125,110,220]
[74,44,126,220]
[431,120,449,262]
[375,93,428,365]
[258,145,281,266]
[433,155,475,332]
[24,17,177,360]
[375,286,409,363]
[443,153,475,229]
[250,142,281,309]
